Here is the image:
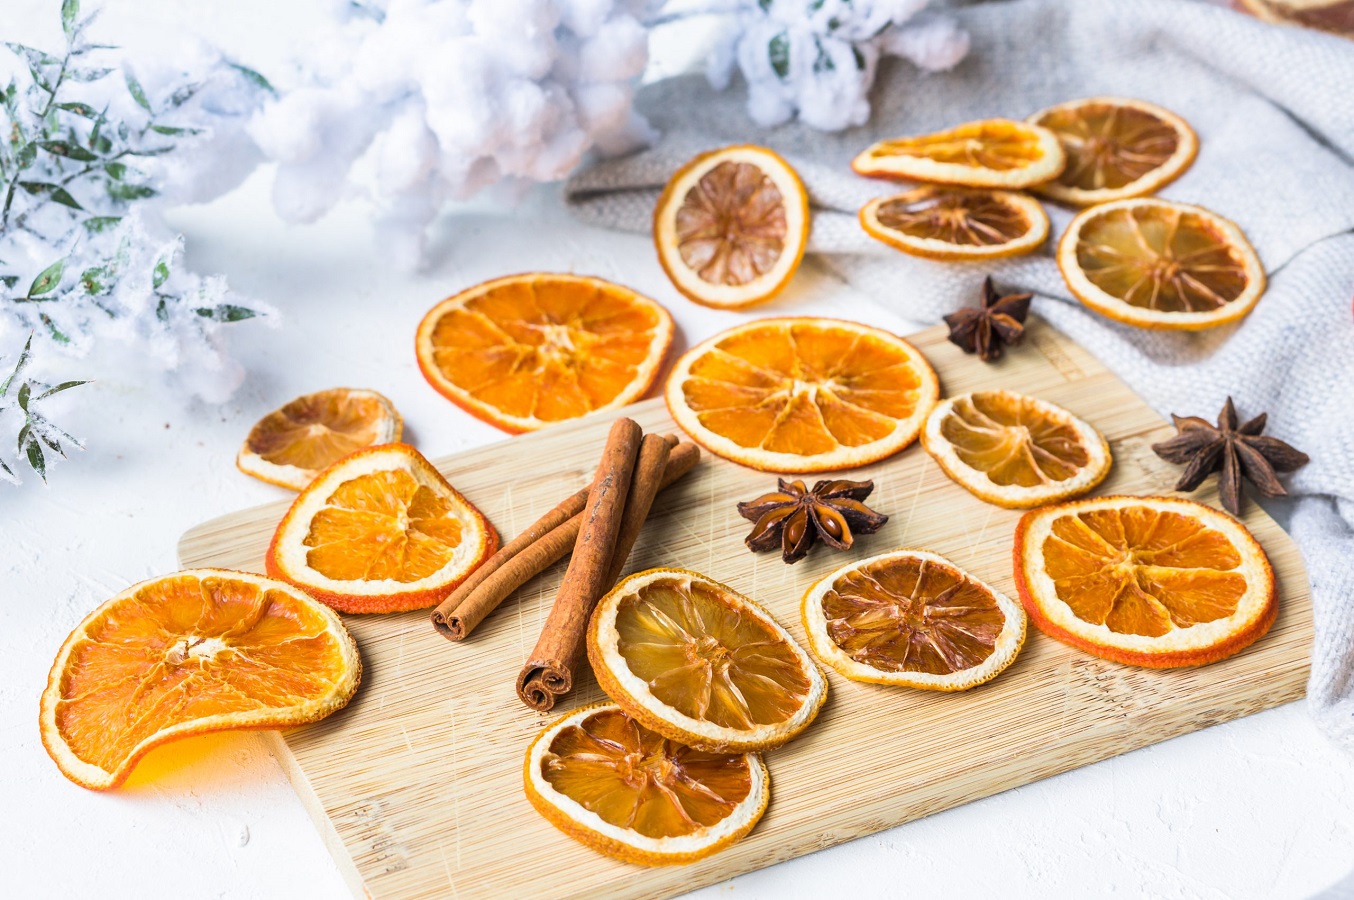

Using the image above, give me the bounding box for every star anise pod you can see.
[943,276,1033,362]
[737,478,888,564]
[1151,396,1309,516]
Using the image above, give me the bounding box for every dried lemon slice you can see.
[1057,198,1265,330]
[524,704,769,866]
[852,119,1065,189]
[654,145,809,309]
[587,568,826,752]
[1014,496,1277,667]
[921,390,1111,509]
[801,550,1026,690]
[860,186,1049,260]
[1029,97,1198,207]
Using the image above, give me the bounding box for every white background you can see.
[4,1,1354,897]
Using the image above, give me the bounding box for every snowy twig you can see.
[0,332,86,484]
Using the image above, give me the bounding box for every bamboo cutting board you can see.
[178,318,1312,900]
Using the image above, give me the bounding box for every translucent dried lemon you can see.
[587,569,826,752]
[860,186,1049,260]
[921,390,1111,508]
[802,550,1025,690]
[852,118,1065,188]
[524,704,769,865]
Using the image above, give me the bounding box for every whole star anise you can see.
[943,276,1032,362]
[737,478,888,564]
[1151,397,1309,516]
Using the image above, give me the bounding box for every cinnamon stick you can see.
[516,418,642,711]
[604,433,672,587]
[431,440,697,641]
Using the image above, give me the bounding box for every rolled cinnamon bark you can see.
[604,433,672,587]
[517,418,642,711]
[429,437,696,641]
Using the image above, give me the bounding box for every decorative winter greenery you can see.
[1,0,272,409]
[0,333,85,484]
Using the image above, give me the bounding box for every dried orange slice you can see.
[852,119,1065,189]
[1013,496,1277,668]
[40,569,360,790]
[859,186,1049,260]
[921,390,1111,509]
[267,443,497,613]
[1057,198,1265,330]
[664,317,939,473]
[587,569,826,752]
[1029,97,1198,207]
[653,145,809,310]
[802,550,1025,690]
[237,388,403,491]
[415,273,673,434]
[524,703,769,866]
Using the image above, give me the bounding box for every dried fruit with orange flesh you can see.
[860,187,1049,260]
[664,317,939,473]
[237,388,403,490]
[40,569,360,790]
[654,145,809,309]
[1057,198,1265,330]
[1029,97,1198,207]
[802,550,1025,690]
[852,119,1065,188]
[587,569,826,752]
[267,443,497,613]
[921,390,1112,509]
[415,273,673,433]
[1014,496,1277,668]
[524,704,769,865]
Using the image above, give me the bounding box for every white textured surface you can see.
[4,2,1354,898]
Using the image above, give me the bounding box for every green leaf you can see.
[20,181,83,209]
[228,62,276,96]
[769,32,790,80]
[55,101,96,117]
[17,381,30,410]
[106,181,156,201]
[196,304,258,323]
[852,46,866,71]
[813,37,834,73]
[62,0,80,35]
[155,298,168,323]
[40,314,70,344]
[80,265,107,294]
[25,436,46,482]
[37,380,87,400]
[82,215,121,234]
[125,72,151,111]
[38,429,64,457]
[68,67,114,83]
[39,140,97,161]
[15,143,37,168]
[149,124,201,137]
[0,335,32,396]
[0,274,18,289]
[168,83,202,108]
[152,256,170,289]
[28,259,65,297]
[103,161,127,180]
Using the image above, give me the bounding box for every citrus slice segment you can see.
[653,145,809,310]
[415,273,674,434]
[852,119,1065,188]
[860,186,1049,260]
[40,569,360,791]
[266,443,497,613]
[1013,496,1277,668]
[1057,198,1265,330]
[524,703,769,866]
[802,550,1025,690]
[587,569,826,752]
[921,390,1112,509]
[664,317,940,473]
[1029,97,1198,207]
[237,388,403,491]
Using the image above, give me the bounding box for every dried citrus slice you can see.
[524,703,769,866]
[1013,496,1277,668]
[802,550,1025,690]
[653,145,809,309]
[587,569,826,752]
[859,186,1049,260]
[664,317,939,473]
[415,273,673,434]
[852,119,1065,189]
[237,388,403,491]
[1057,198,1265,330]
[1029,97,1198,207]
[40,569,360,791]
[267,443,497,613]
[921,390,1112,509]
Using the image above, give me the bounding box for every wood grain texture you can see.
[177,318,1312,900]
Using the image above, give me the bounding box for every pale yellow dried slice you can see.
[852,119,1065,189]
[860,186,1049,260]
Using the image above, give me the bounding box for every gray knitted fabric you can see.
[566,0,1354,749]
